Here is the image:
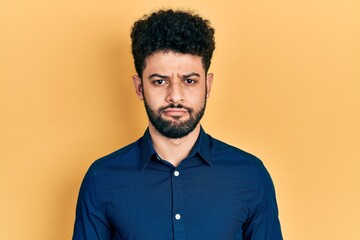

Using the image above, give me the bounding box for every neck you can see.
[148,123,201,167]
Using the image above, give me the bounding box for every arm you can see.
[73,166,113,240]
[242,162,283,240]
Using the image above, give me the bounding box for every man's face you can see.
[133,51,213,139]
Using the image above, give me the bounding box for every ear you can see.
[132,75,144,100]
[206,73,214,99]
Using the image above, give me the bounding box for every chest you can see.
[99,166,255,240]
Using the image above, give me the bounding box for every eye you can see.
[185,79,196,84]
[153,79,167,85]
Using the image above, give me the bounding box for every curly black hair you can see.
[131,9,215,78]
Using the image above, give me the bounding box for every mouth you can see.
[162,108,188,117]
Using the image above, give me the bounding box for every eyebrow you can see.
[181,72,200,78]
[148,72,201,79]
[149,73,168,79]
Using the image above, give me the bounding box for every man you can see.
[73,9,282,240]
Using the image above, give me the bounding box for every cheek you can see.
[143,90,165,106]
[187,92,206,106]
[188,87,207,98]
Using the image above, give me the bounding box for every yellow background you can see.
[1,0,359,239]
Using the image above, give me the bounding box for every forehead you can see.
[143,51,205,76]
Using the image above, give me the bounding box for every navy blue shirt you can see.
[73,127,282,239]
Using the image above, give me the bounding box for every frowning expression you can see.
[133,51,213,138]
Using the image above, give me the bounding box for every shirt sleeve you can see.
[242,162,283,240]
[73,165,113,240]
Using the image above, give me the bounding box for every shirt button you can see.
[174,170,180,177]
[175,213,181,220]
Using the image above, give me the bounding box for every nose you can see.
[165,81,184,104]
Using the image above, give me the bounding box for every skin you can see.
[132,50,214,166]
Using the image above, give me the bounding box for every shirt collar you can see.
[187,126,213,167]
[140,126,213,169]
[140,128,156,169]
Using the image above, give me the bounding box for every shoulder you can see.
[77,137,146,199]
[207,134,273,183]
[208,134,262,165]
[87,137,143,175]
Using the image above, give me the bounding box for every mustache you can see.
[159,104,193,113]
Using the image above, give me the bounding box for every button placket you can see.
[171,168,185,240]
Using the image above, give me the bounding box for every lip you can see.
[162,108,188,117]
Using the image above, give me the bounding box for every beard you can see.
[143,97,207,139]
